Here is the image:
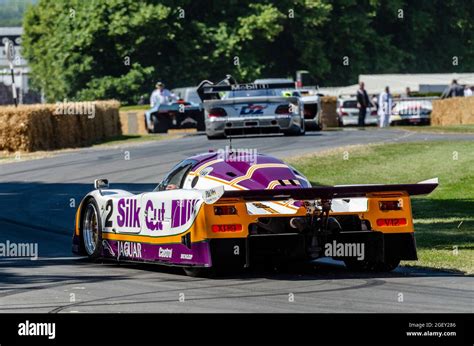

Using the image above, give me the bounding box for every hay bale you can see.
[431,97,474,126]
[119,110,148,135]
[0,100,122,152]
[320,96,339,128]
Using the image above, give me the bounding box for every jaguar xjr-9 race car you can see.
[73,152,437,276]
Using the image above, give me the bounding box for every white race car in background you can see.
[197,76,305,140]
[390,98,433,125]
[337,96,378,126]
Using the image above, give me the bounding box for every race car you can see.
[72,151,438,276]
[144,99,205,133]
[281,89,323,130]
[196,76,305,139]
[390,98,433,125]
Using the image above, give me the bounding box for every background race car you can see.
[144,98,205,133]
[390,98,433,125]
[197,76,306,139]
[337,96,378,126]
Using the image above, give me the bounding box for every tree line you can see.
[21,0,474,104]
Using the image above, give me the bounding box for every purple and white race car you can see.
[73,150,437,276]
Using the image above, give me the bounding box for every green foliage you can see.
[21,0,474,104]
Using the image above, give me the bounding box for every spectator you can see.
[403,87,412,98]
[356,82,370,127]
[371,94,379,111]
[464,85,473,97]
[378,86,392,128]
[441,80,465,98]
[150,82,177,107]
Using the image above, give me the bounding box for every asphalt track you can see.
[0,128,473,313]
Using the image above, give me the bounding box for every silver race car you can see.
[197,76,305,139]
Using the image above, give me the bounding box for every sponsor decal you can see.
[158,247,173,259]
[18,320,55,340]
[171,199,199,227]
[145,200,166,231]
[102,240,115,256]
[199,167,213,176]
[117,198,141,228]
[180,253,193,260]
[117,241,142,259]
[240,104,268,115]
[231,83,266,91]
[324,240,365,260]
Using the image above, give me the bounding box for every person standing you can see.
[150,82,177,107]
[441,79,465,98]
[146,82,178,130]
[378,86,392,128]
[356,82,370,127]
[464,85,473,97]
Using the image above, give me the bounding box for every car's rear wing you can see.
[216,178,438,203]
[197,75,295,101]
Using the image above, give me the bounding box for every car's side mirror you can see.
[94,179,109,190]
[156,181,166,191]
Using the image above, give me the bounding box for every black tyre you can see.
[206,134,226,140]
[81,199,103,259]
[196,115,206,132]
[344,258,400,272]
[283,124,304,136]
[152,114,168,133]
[145,115,153,134]
[183,267,215,277]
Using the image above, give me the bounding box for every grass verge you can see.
[399,124,474,134]
[289,141,474,274]
[120,105,149,112]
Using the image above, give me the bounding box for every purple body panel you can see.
[190,153,310,189]
[101,239,212,267]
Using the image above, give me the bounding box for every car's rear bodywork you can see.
[197,76,305,139]
[337,97,378,126]
[73,152,437,275]
[390,98,433,125]
[144,101,205,133]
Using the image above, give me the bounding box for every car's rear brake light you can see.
[379,200,402,211]
[371,110,378,116]
[275,104,291,114]
[214,205,237,215]
[212,224,242,232]
[376,218,407,227]
[209,107,227,117]
[339,108,349,116]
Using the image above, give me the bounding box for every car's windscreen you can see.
[223,89,284,99]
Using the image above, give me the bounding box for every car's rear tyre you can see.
[145,115,153,134]
[82,199,102,259]
[344,258,400,272]
[183,267,214,277]
[196,115,206,132]
[206,134,226,140]
[152,114,168,133]
[283,123,304,136]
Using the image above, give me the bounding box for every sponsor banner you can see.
[101,240,211,266]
